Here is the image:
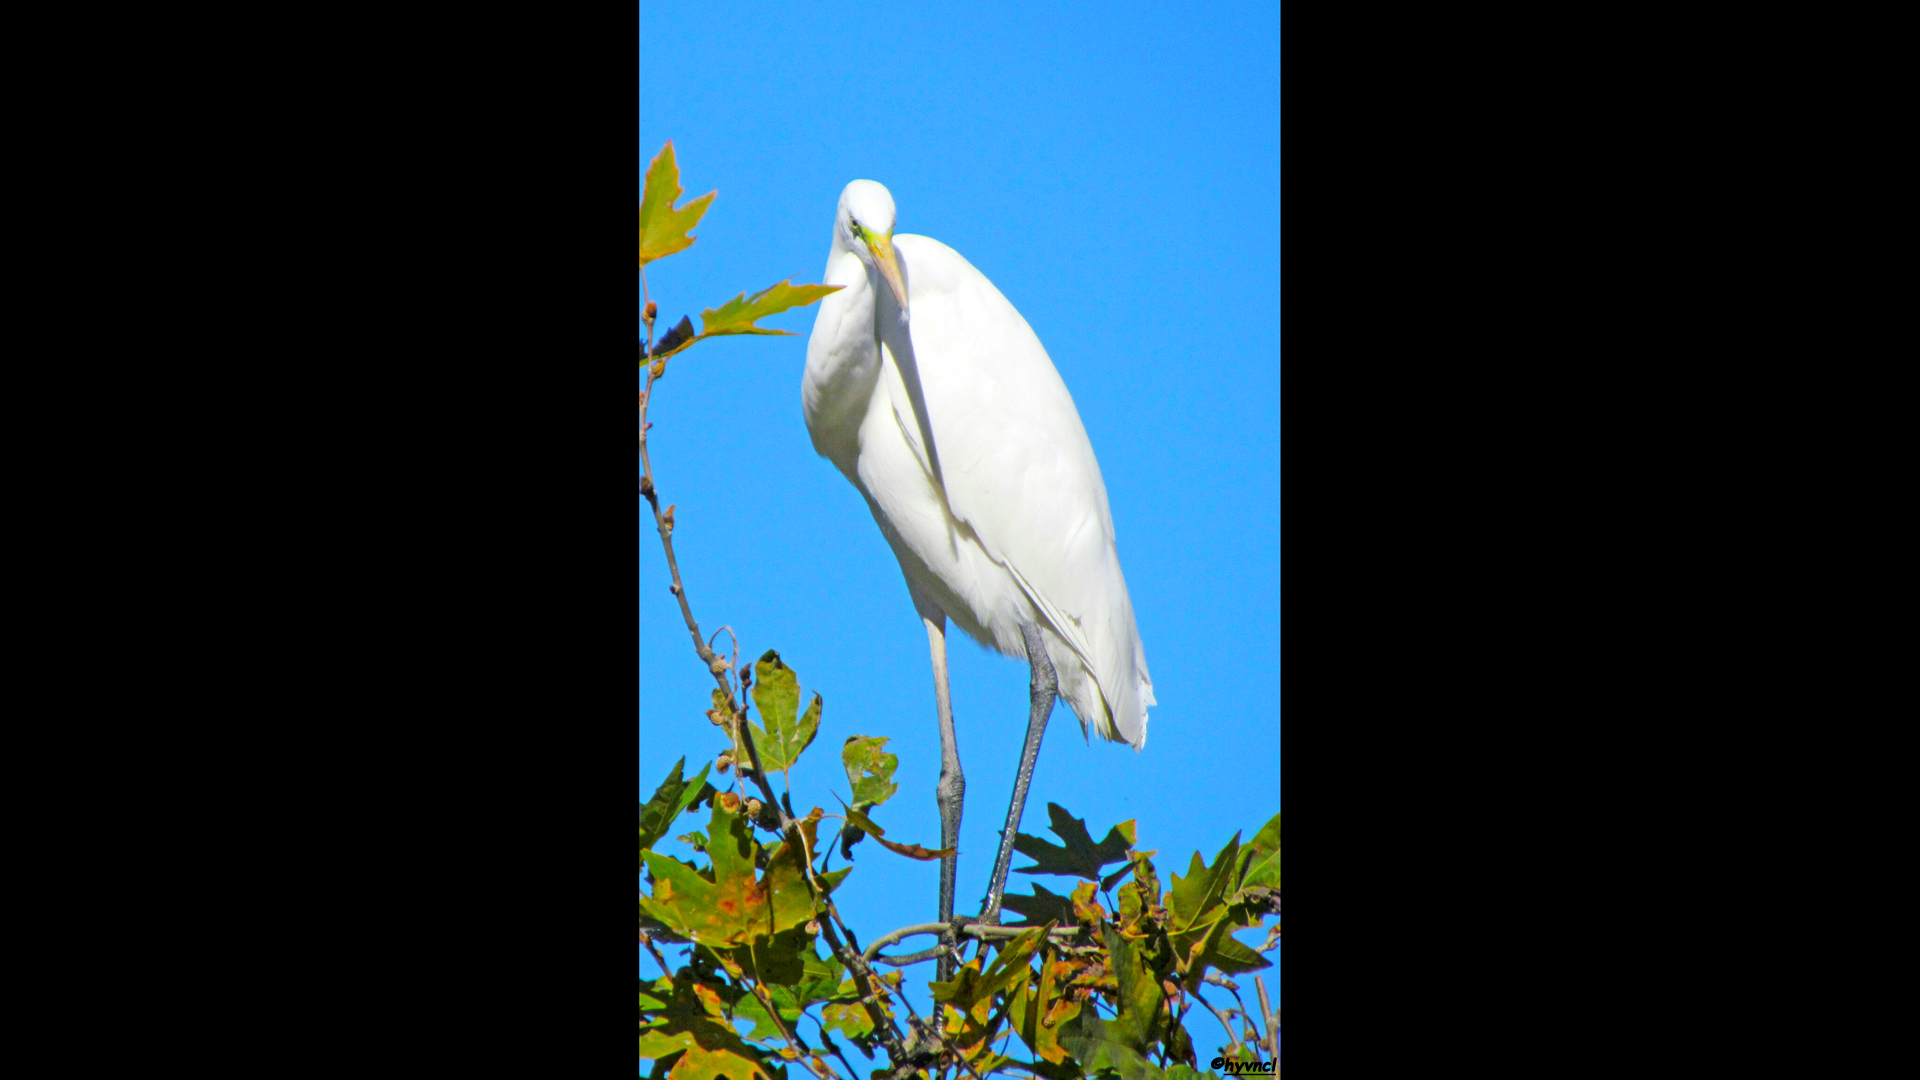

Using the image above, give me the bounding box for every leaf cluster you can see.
[928,805,1280,1080]
[639,141,841,377]
[640,664,1281,1080]
[642,653,937,1080]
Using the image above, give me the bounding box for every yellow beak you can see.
[865,232,909,311]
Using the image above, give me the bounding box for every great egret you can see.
[803,181,1154,965]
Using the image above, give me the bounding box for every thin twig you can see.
[1252,975,1278,1056]
[819,1029,861,1080]
[1258,921,1282,952]
[1192,987,1242,1053]
[861,923,1078,965]
[637,366,735,715]
[710,625,740,698]
[639,930,674,978]
[1222,979,1260,1045]
[872,943,949,968]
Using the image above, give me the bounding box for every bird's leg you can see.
[979,622,1057,925]
[924,615,965,983]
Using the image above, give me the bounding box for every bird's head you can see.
[837,180,909,312]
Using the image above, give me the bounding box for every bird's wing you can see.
[889,235,1150,746]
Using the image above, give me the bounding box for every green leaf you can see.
[1056,1009,1165,1080]
[643,1050,683,1080]
[819,1001,874,1040]
[1101,924,1168,1053]
[639,141,715,267]
[641,758,716,861]
[789,946,846,1010]
[1165,831,1273,980]
[748,651,821,773]
[821,970,896,1046]
[638,974,773,1080]
[841,736,900,807]
[1166,833,1241,931]
[1013,803,1137,881]
[729,992,794,1043]
[926,926,1048,1064]
[717,925,814,989]
[699,280,842,338]
[1236,814,1280,893]
[1203,932,1270,976]
[726,944,840,1042]
[1244,813,1280,860]
[764,810,850,934]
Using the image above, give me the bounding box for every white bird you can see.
[803,180,1154,954]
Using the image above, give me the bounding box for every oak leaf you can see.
[1013,804,1136,881]
[638,974,772,1080]
[748,651,821,773]
[639,141,715,267]
[700,280,842,338]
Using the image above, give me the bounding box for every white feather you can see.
[803,184,1154,749]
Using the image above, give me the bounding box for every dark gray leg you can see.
[924,616,964,982]
[979,622,1057,924]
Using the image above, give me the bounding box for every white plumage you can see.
[802,180,1154,748]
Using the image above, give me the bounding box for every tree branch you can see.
[1191,987,1242,1054]
[1251,975,1278,1057]
[860,923,1079,967]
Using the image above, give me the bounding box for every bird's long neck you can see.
[802,250,881,480]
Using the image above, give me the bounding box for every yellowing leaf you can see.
[929,925,1047,1060]
[1009,929,1080,1065]
[639,799,840,946]
[639,141,715,267]
[1069,881,1107,925]
[700,280,842,338]
[838,799,954,862]
[819,1002,871,1039]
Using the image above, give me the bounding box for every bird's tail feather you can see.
[1004,561,1151,752]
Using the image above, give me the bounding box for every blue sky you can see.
[641,0,1279,1053]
